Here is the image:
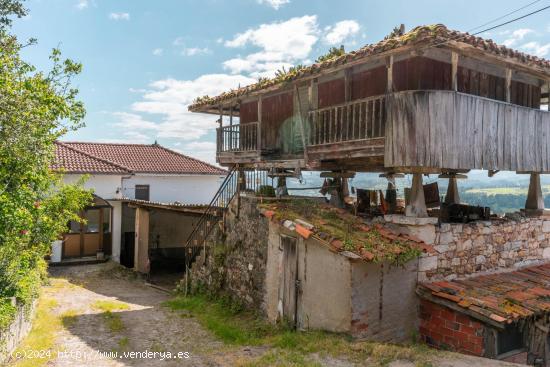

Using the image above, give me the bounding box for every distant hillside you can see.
[286,170,546,214]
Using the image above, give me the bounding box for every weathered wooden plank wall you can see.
[239,101,258,124]
[385,90,550,172]
[261,92,293,150]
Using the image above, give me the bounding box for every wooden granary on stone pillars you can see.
[189,24,550,218]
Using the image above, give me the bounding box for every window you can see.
[84,209,100,233]
[135,185,150,201]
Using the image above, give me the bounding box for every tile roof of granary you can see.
[189,24,550,112]
[417,263,550,326]
[53,141,227,175]
[259,199,434,265]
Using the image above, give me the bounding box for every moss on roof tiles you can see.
[189,24,550,111]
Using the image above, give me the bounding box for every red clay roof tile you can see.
[418,263,550,325]
[53,141,226,175]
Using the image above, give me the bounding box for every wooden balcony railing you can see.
[217,122,258,153]
[308,95,386,146]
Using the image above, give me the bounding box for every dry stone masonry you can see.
[417,216,550,282]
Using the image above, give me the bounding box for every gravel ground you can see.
[9,262,522,367]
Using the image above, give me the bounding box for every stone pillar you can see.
[406,173,428,217]
[385,176,397,214]
[444,176,460,205]
[525,173,544,212]
[276,176,288,197]
[238,169,247,191]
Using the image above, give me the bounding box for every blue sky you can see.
[11,0,550,164]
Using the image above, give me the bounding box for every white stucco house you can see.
[52,141,226,264]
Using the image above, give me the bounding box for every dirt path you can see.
[8,263,522,367]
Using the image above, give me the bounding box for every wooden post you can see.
[525,173,544,212]
[451,52,459,91]
[134,207,150,274]
[218,106,223,153]
[344,69,352,102]
[444,175,460,205]
[386,56,394,93]
[257,96,262,151]
[308,79,318,109]
[505,69,512,103]
[405,173,428,217]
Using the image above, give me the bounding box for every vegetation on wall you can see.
[260,199,424,266]
[0,0,91,329]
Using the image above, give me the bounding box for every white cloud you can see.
[182,47,211,56]
[324,20,360,45]
[178,142,218,164]
[152,48,163,56]
[521,41,550,57]
[173,37,185,46]
[502,28,534,47]
[109,12,130,21]
[223,15,319,76]
[76,0,89,10]
[112,74,256,142]
[257,0,290,10]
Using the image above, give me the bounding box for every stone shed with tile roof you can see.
[189,196,433,341]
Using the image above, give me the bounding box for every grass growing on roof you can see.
[259,198,423,266]
[164,293,438,366]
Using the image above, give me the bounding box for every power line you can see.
[427,3,550,49]
[471,4,550,35]
[465,0,544,33]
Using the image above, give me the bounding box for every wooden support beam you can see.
[386,56,394,93]
[405,173,428,217]
[505,68,512,103]
[257,96,262,151]
[308,78,318,109]
[525,173,544,211]
[320,171,356,179]
[344,69,352,102]
[134,207,150,274]
[451,51,459,91]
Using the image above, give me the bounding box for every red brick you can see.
[440,309,456,321]
[459,324,476,335]
[445,320,460,331]
[456,314,471,326]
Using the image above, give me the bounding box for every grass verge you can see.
[164,294,437,366]
[11,297,60,367]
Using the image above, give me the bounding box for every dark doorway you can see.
[280,235,298,329]
[120,232,135,268]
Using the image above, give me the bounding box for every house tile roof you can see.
[54,141,226,175]
[189,24,550,112]
[259,200,434,264]
[53,142,131,174]
[417,263,550,326]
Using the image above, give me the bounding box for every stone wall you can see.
[418,217,550,282]
[189,196,270,312]
[0,299,36,364]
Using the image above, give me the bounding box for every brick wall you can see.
[419,299,485,356]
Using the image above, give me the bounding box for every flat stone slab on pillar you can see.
[384,214,438,226]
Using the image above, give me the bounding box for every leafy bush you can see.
[256,185,276,197]
[0,0,91,330]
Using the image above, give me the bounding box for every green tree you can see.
[0,0,91,316]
